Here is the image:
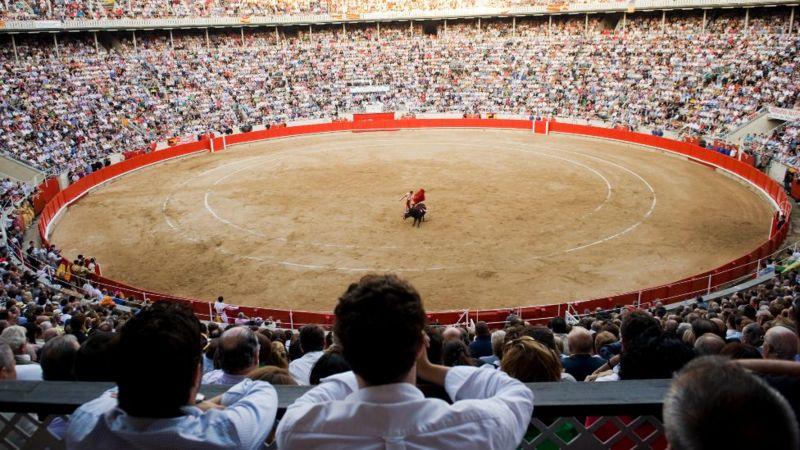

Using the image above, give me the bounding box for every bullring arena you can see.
[49,126,774,312]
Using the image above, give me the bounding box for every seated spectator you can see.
[741,322,764,348]
[720,342,763,360]
[74,332,117,381]
[763,326,799,361]
[66,302,277,449]
[444,338,481,367]
[561,327,605,381]
[694,333,725,356]
[663,356,798,450]
[425,326,445,364]
[442,326,462,343]
[502,335,572,382]
[248,365,298,385]
[618,328,695,380]
[263,341,289,369]
[309,347,351,385]
[479,330,506,367]
[288,324,325,385]
[41,334,79,381]
[202,326,260,385]
[0,343,16,380]
[468,321,492,358]
[0,325,41,380]
[276,274,533,449]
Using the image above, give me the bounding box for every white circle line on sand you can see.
[199,141,615,251]
[163,135,656,272]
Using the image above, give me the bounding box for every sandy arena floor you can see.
[50,129,774,312]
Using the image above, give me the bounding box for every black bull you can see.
[404,203,427,227]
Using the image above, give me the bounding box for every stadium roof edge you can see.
[0,0,797,33]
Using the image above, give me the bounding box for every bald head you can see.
[764,326,798,361]
[694,333,725,356]
[442,327,462,342]
[219,326,259,375]
[568,327,593,355]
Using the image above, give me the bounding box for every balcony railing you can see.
[0,378,669,449]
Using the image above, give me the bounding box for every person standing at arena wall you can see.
[276,274,533,449]
[214,296,238,324]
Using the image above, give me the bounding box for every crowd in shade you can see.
[2,0,628,20]
[0,10,798,173]
[743,120,800,169]
[0,271,796,448]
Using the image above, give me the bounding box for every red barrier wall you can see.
[36,118,790,328]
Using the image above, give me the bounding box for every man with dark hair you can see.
[40,334,79,381]
[468,321,492,358]
[741,322,764,348]
[203,326,260,385]
[73,332,117,381]
[66,302,277,449]
[664,356,798,450]
[288,324,325,385]
[276,274,533,449]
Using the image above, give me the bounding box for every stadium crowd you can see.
[2,0,614,21]
[0,267,797,448]
[1,10,799,173]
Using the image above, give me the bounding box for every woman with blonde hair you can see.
[501,336,565,383]
[263,341,290,369]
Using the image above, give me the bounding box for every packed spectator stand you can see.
[1,0,651,20]
[1,8,799,175]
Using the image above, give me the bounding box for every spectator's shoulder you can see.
[66,389,117,443]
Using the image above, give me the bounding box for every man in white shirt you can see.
[66,302,277,450]
[276,274,534,449]
[214,296,238,324]
[202,326,259,385]
[288,324,325,385]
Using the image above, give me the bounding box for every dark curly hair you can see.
[619,327,695,380]
[115,302,203,418]
[334,274,426,385]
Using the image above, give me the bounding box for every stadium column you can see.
[275,26,279,42]
[52,33,59,59]
[443,20,446,37]
[10,35,18,64]
[93,31,99,54]
[409,20,413,34]
[744,8,749,34]
[170,30,174,50]
[342,22,346,39]
[548,15,552,36]
[584,13,589,36]
[478,18,481,32]
[377,22,381,40]
[661,10,666,34]
[309,25,313,42]
[241,27,245,46]
[205,28,210,50]
[622,12,626,32]
[791,7,796,34]
[512,17,516,37]
[702,9,707,35]
[132,31,137,51]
